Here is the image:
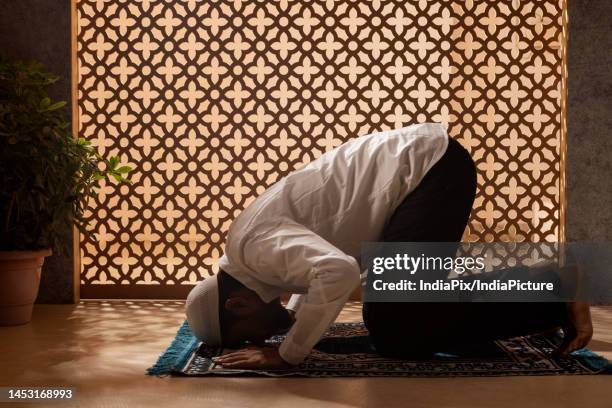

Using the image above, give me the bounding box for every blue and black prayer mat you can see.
[147,321,612,377]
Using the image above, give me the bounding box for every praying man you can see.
[185,123,593,370]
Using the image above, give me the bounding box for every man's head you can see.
[185,270,292,347]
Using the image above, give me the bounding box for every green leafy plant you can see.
[0,54,132,255]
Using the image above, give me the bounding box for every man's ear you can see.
[224,295,257,317]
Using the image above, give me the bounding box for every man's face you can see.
[223,297,293,347]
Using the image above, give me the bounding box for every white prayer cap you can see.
[185,276,222,346]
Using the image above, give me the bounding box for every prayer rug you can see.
[147,321,612,377]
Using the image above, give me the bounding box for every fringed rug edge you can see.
[146,320,200,377]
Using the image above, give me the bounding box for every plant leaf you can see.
[116,165,132,174]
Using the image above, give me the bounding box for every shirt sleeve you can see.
[241,219,361,365]
[285,294,304,312]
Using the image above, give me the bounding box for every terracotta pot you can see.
[0,248,52,326]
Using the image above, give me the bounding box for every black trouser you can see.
[362,136,566,358]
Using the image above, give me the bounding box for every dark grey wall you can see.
[0,0,74,303]
[567,1,612,241]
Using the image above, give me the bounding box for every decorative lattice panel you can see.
[76,0,567,297]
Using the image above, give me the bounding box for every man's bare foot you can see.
[555,301,593,357]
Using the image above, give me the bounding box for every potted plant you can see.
[0,54,132,325]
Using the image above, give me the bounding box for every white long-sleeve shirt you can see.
[218,122,449,364]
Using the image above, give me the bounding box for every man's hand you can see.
[213,346,292,370]
[554,301,593,357]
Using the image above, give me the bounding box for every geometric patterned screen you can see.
[76,0,567,298]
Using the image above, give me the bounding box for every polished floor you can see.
[1,301,611,408]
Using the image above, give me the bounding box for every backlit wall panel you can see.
[76,0,567,297]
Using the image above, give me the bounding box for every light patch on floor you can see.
[0,301,611,408]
